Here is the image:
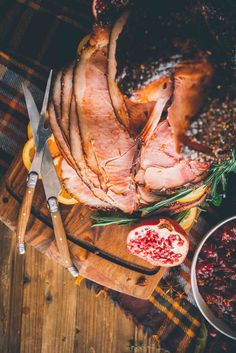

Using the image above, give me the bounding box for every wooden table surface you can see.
[0,221,161,353]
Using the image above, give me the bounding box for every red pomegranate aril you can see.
[201,243,218,259]
[197,262,215,278]
[127,217,189,267]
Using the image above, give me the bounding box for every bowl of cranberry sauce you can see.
[191,216,236,340]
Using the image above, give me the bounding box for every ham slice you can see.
[61,158,110,209]
[53,71,62,123]
[50,100,113,209]
[74,25,138,213]
[50,71,74,166]
[136,120,208,192]
[167,60,213,151]
[140,77,172,142]
[60,62,74,142]
[70,95,115,208]
[124,98,155,135]
[48,103,76,169]
[108,11,130,130]
[136,185,162,205]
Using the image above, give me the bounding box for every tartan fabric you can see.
[0,2,235,352]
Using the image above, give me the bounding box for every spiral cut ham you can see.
[48,16,214,213]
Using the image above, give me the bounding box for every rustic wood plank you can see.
[0,223,13,353]
[73,281,134,353]
[20,245,78,353]
[20,245,46,353]
[40,258,77,353]
[0,223,25,353]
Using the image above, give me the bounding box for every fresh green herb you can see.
[91,215,139,227]
[205,146,236,206]
[140,189,192,215]
[173,210,190,223]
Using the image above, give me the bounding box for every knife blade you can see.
[22,84,42,175]
[41,145,79,277]
[22,72,52,175]
[41,143,61,200]
[16,72,52,254]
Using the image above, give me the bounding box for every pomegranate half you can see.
[127,217,189,267]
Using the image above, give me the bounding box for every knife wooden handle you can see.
[48,198,79,277]
[16,172,38,254]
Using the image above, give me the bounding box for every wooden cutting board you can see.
[0,153,166,299]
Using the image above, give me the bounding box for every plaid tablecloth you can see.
[1,1,236,352]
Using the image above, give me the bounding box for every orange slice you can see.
[53,156,78,205]
[22,136,60,172]
[22,137,35,172]
[47,135,60,158]
[177,185,207,203]
[27,122,60,158]
[27,122,33,139]
[22,142,78,205]
[180,207,198,232]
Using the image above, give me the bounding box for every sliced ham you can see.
[69,95,115,208]
[144,161,207,190]
[61,158,110,209]
[50,100,112,208]
[53,71,62,122]
[124,98,155,135]
[48,102,76,169]
[108,11,130,130]
[136,185,162,205]
[167,60,213,151]
[135,120,208,192]
[140,78,172,142]
[60,62,74,142]
[130,77,172,103]
[74,25,138,213]
[50,71,74,166]
[123,77,172,135]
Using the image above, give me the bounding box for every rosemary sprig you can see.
[173,210,190,223]
[205,146,236,206]
[91,215,138,227]
[140,189,192,214]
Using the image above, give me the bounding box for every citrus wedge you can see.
[177,185,207,203]
[179,207,198,231]
[53,156,78,205]
[47,135,60,158]
[22,137,35,171]
[27,122,33,139]
[22,143,78,205]
[22,136,60,172]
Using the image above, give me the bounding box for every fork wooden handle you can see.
[16,172,38,254]
[48,198,79,277]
